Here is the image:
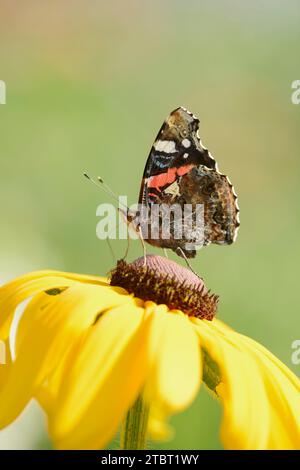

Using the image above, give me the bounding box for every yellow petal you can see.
[147,405,174,441]
[0,283,135,428]
[144,303,201,415]
[35,336,83,414]
[15,283,135,354]
[228,331,300,449]
[0,270,110,340]
[50,303,151,449]
[0,338,11,389]
[193,318,270,449]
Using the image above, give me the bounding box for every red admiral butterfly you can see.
[128,107,240,260]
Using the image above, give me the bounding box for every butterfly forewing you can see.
[135,107,240,259]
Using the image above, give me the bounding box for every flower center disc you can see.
[110,255,218,320]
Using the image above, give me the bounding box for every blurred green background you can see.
[0,0,300,450]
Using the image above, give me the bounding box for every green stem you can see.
[120,394,149,450]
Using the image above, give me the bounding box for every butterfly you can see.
[127,107,240,261]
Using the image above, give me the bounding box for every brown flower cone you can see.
[110,255,218,320]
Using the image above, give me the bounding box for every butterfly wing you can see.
[137,107,240,258]
[139,107,216,205]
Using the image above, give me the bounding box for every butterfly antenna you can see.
[83,172,128,212]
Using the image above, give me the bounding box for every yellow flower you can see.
[0,256,299,450]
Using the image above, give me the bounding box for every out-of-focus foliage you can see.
[0,0,299,449]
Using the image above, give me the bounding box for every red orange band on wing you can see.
[147,164,195,191]
[177,163,195,177]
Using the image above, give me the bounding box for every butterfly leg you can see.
[138,225,147,266]
[176,247,202,280]
[121,223,131,261]
[102,215,129,262]
[106,237,116,262]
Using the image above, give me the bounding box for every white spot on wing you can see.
[164,180,180,197]
[182,138,191,148]
[233,225,240,242]
[154,140,176,153]
[199,139,207,151]
[180,106,198,120]
[226,175,232,186]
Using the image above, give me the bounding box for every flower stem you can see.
[120,395,149,450]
